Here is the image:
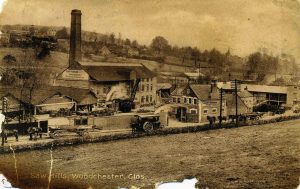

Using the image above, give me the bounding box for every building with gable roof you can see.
[170,83,224,122]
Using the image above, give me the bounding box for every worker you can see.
[13,129,18,142]
[0,113,6,146]
[38,127,43,138]
[33,127,38,141]
[28,127,33,140]
[207,116,213,127]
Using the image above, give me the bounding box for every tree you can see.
[191,47,200,67]
[131,40,138,48]
[208,48,226,74]
[1,49,46,121]
[55,27,69,39]
[200,49,209,62]
[247,52,262,73]
[150,36,170,55]
[124,38,131,46]
[29,25,35,36]
[117,33,122,45]
[109,33,115,44]
[39,26,50,36]
[246,51,280,81]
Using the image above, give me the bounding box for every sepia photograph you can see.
[0,0,300,188]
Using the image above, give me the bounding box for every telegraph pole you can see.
[1,97,7,146]
[219,88,223,127]
[235,79,238,127]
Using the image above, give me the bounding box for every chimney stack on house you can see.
[211,80,217,93]
[69,9,82,68]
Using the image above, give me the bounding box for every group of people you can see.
[0,113,43,146]
[27,126,43,140]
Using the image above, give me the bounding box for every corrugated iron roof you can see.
[79,61,155,81]
[5,86,96,105]
[238,90,253,98]
[241,84,287,94]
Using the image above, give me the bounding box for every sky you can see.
[0,0,300,61]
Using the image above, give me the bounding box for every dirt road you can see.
[0,119,299,189]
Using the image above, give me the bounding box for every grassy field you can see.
[0,119,300,189]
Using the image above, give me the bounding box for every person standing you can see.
[13,129,18,142]
[0,113,6,146]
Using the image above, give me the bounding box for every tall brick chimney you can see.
[69,9,82,68]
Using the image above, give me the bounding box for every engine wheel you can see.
[143,122,154,132]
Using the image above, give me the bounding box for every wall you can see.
[240,96,254,111]
[53,79,90,89]
[286,86,300,107]
[199,100,223,122]
[135,77,157,108]
[48,117,70,127]
[93,114,133,130]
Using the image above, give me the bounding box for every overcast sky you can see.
[0,0,300,61]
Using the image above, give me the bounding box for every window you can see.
[212,108,217,114]
[189,98,192,104]
[187,89,190,95]
[203,109,208,114]
[82,118,88,125]
[146,78,149,82]
[194,99,197,104]
[150,84,153,91]
[150,95,153,102]
[141,85,144,92]
[190,109,197,114]
[146,95,149,102]
[141,96,145,103]
[184,97,187,103]
[75,117,88,125]
[147,84,149,91]
[173,98,176,103]
[177,98,181,103]
[75,118,81,125]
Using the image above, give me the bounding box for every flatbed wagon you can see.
[48,125,97,138]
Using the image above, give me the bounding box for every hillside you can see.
[0,48,197,77]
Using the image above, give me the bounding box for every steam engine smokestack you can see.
[69,9,82,68]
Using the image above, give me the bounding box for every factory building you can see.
[53,9,156,110]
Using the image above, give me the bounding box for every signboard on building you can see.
[62,69,89,80]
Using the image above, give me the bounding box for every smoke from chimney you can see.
[69,9,82,68]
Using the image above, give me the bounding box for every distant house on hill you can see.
[127,47,139,57]
[98,46,111,56]
[184,72,205,83]
[0,32,10,46]
[158,72,189,84]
